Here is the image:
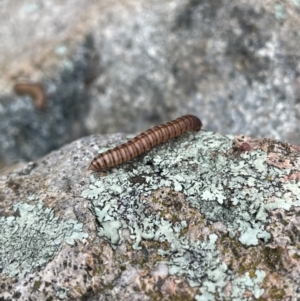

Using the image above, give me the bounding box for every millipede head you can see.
[88,160,101,171]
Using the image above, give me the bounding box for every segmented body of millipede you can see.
[13,83,47,110]
[88,115,202,172]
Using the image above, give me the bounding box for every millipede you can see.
[13,83,47,110]
[88,114,202,172]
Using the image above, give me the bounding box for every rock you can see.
[0,131,300,300]
[1,0,300,167]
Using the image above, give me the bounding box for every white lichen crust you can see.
[0,201,88,278]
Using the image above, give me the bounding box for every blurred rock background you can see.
[0,0,300,169]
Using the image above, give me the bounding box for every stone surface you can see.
[0,130,300,300]
[1,0,300,167]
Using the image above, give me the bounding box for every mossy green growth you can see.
[82,131,300,300]
[32,280,42,291]
[268,286,286,299]
[0,201,88,278]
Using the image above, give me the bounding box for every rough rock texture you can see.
[1,0,300,167]
[1,130,300,300]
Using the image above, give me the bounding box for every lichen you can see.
[231,270,266,300]
[0,201,88,278]
[55,286,70,299]
[82,131,300,300]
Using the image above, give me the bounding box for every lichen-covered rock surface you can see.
[0,131,300,300]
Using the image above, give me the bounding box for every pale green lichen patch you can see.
[55,286,70,299]
[231,270,266,300]
[82,131,300,300]
[0,201,88,278]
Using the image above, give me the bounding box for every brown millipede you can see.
[88,114,202,171]
[13,83,47,110]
